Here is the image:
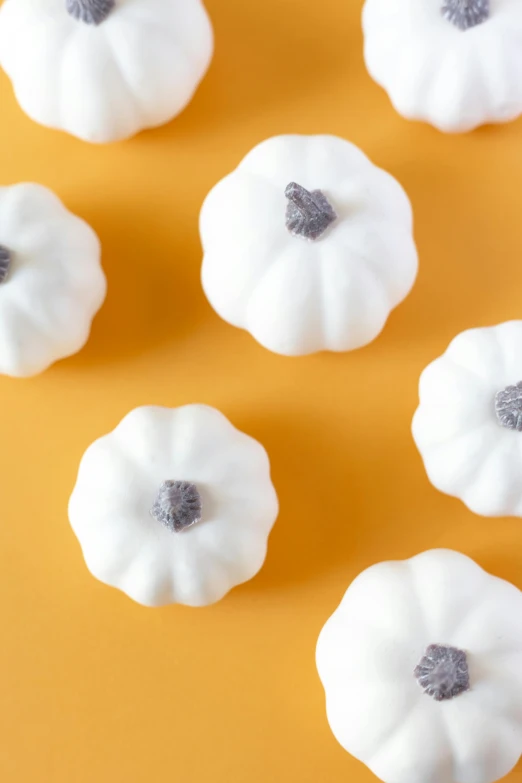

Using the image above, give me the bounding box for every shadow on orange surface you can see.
[69,204,210,366]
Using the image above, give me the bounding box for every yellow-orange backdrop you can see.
[1,1,521,781]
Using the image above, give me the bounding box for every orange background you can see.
[1,1,522,781]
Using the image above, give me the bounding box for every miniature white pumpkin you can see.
[412,321,522,517]
[200,134,418,357]
[0,182,105,377]
[69,405,279,607]
[362,0,522,133]
[316,549,522,783]
[0,0,213,143]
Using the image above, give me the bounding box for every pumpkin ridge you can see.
[417,422,496,495]
[242,236,294,322]
[405,559,435,641]
[99,25,150,126]
[460,430,520,513]
[367,700,426,770]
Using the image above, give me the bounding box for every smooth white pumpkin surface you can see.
[69,405,279,607]
[412,321,522,517]
[0,0,213,143]
[363,0,522,133]
[200,134,418,356]
[0,182,106,377]
[316,549,522,783]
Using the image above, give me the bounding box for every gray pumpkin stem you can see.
[66,0,115,25]
[495,382,522,431]
[415,644,470,702]
[285,182,337,241]
[150,480,203,533]
[441,0,489,30]
[0,246,12,284]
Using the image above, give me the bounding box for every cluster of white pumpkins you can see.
[1,1,522,783]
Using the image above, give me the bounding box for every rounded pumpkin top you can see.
[363,0,522,132]
[201,134,418,357]
[0,183,105,377]
[413,320,522,517]
[0,0,214,143]
[317,549,522,783]
[69,405,279,607]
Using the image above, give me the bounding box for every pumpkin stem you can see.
[495,382,522,431]
[0,246,12,284]
[65,0,115,26]
[150,480,203,533]
[441,0,489,30]
[285,182,337,241]
[415,645,470,701]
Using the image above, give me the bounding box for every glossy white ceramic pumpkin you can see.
[317,549,522,783]
[200,134,418,357]
[69,405,279,607]
[0,182,105,377]
[412,321,522,517]
[363,0,522,133]
[0,0,213,143]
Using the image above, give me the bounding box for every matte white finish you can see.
[413,321,522,517]
[0,183,105,377]
[317,549,522,783]
[69,405,279,607]
[200,135,418,357]
[363,0,522,133]
[0,0,213,143]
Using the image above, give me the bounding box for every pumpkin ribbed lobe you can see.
[285,182,337,241]
[66,0,115,26]
[441,0,489,30]
[495,382,522,431]
[0,245,12,284]
[150,480,203,533]
[415,644,470,701]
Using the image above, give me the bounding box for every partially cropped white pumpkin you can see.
[200,135,418,357]
[412,321,522,517]
[0,183,105,377]
[363,0,522,133]
[0,0,213,143]
[69,405,279,607]
[317,549,522,783]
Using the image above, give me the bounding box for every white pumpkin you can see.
[412,321,522,517]
[362,0,522,133]
[200,134,418,357]
[0,0,213,143]
[316,549,522,783]
[0,182,105,377]
[69,405,279,607]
